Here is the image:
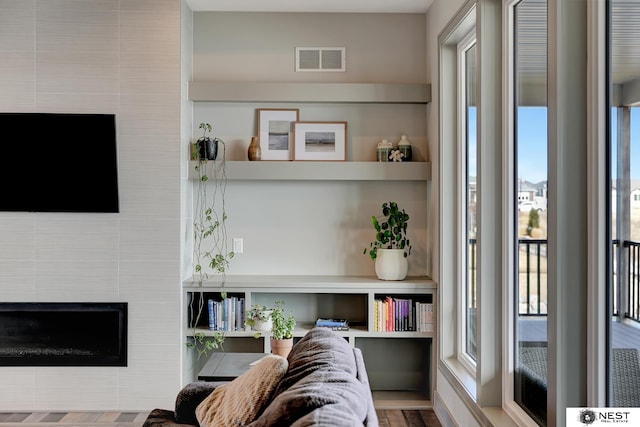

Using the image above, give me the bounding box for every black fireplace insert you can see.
[0,302,127,366]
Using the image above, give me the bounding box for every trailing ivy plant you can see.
[186,122,235,357]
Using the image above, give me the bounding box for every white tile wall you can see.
[0,0,182,411]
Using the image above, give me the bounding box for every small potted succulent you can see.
[364,201,411,281]
[245,304,273,336]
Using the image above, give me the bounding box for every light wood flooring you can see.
[0,412,150,427]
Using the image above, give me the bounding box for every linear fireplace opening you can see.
[0,302,127,367]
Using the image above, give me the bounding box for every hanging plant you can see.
[187,122,235,357]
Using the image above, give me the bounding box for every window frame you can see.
[457,30,479,374]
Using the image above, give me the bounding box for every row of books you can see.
[208,297,245,331]
[374,297,434,332]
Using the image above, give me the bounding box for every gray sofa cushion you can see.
[248,327,377,426]
[175,382,225,425]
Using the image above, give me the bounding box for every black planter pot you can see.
[197,138,218,160]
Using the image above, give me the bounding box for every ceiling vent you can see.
[295,47,345,72]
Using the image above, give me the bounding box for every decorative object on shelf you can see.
[270,300,296,358]
[257,108,300,160]
[245,304,273,337]
[292,121,348,161]
[364,201,412,281]
[375,249,409,281]
[377,139,393,162]
[193,122,219,160]
[389,149,404,162]
[251,300,296,357]
[397,135,412,161]
[315,318,349,331]
[187,121,235,358]
[247,136,261,161]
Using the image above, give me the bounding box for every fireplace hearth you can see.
[0,302,127,366]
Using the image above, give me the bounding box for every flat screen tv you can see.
[0,112,119,213]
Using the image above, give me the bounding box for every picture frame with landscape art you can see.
[292,121,347,161]
[257,108,299,160]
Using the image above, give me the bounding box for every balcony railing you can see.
[519,239,547,316]
[468,238,640,321]
[622,240,640,323]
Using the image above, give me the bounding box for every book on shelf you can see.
[207,296,245,332]
[373,296,434,332]
[315,318,349,330]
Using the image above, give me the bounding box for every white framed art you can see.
[257,108,299,160]
[292,121,347,161]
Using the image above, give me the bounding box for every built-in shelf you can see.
[189,82,431,104]
[184,274,436,289]
[183,275,437,409]
[188,160,431,181]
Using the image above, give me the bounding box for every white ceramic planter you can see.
[252,312,273,332]
[375,248,408,281]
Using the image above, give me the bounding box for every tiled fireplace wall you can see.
[0,0,182,410]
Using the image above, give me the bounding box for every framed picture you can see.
[292,121,347,161]
[257,108,300,160]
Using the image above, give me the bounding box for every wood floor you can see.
[377,409,442,427]
[0,412,150,426]
[0,410,442,426]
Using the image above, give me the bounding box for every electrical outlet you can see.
[233,237,243,254]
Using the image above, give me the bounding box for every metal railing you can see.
[468,238,548,315]
[518,239,547,316]
[623,240,640,323]
[468,238,640,320]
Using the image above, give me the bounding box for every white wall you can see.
[0,1,469,414]
[190,12,431,278]
[0,0,182,411]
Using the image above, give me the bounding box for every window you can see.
[608,0,640,408]
[454,29,479,369]
[510,0,548,423]
[438,0,479,396]
[462,38,478,364]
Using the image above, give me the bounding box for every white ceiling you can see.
[186,0,434,13]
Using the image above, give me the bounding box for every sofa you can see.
[143,327,379,427]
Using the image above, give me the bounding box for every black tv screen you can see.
[0,112,119,213]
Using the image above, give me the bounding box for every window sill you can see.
[439,357,535,427]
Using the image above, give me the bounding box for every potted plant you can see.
[194,122,219,160]
[364,201,412,281]
[250,300,296,357]
[269,300,296,357]
[245,304,273,337]
[187,121,234,357]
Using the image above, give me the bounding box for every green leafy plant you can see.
[187,331,225,359]
[188,122,234,356]
[245,304,272,326]
[245,304,272,338]
[527,208,540,237]
[270,300,296,340]
[193,123,234,279]
[364,201,411,260]
[251,300,296,340]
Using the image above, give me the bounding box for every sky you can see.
[468,107,640,183]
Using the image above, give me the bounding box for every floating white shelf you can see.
[188,160,431,181]
[189,82,431,104]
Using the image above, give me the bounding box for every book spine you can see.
[208,299,215,330]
